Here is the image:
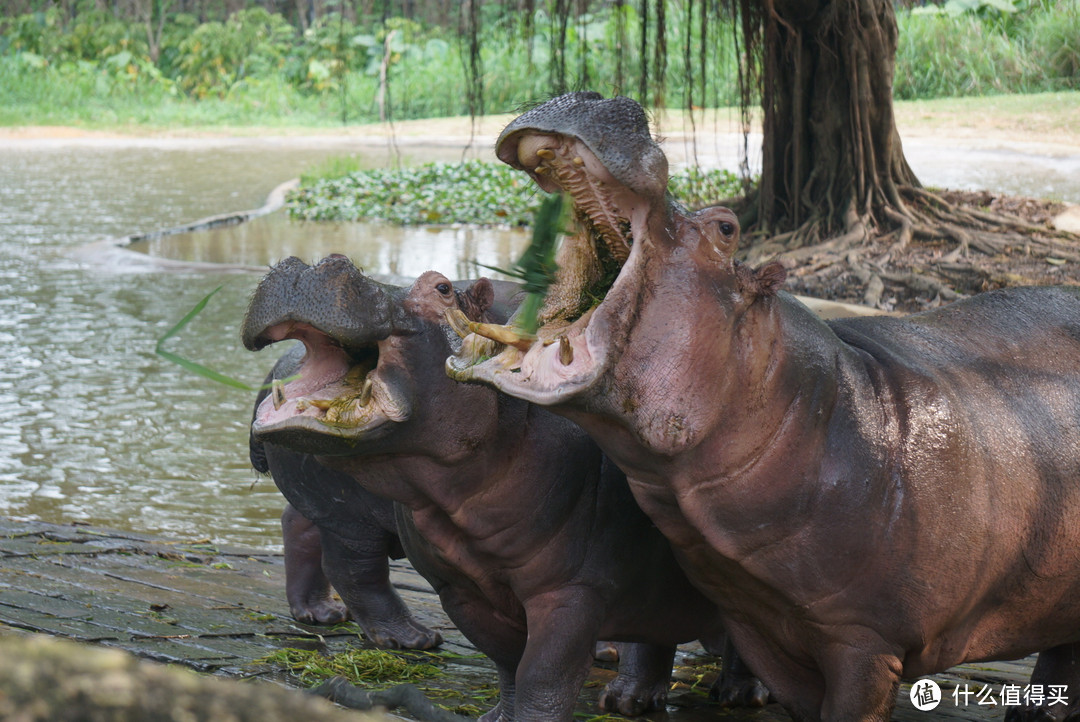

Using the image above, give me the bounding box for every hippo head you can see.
[447,93,776,409]
[243,255,505,456]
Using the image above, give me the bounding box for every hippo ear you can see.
[459,278,495,321]
[754,262,787,296]
[735,260,787,298]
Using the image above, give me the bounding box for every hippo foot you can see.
[711,672,770,708]
[289,595,350,625]
[1005,705,1077,722]
[598,677,668,717]
[478,700,511,722]
[359,616,443,650]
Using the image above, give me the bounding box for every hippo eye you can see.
[436,282,452,296]
[719,221,735,236]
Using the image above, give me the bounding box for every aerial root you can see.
[740,184,1080,312]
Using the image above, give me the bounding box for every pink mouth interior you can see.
[253,324,368,427]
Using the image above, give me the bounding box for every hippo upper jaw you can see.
[447,97,671,407]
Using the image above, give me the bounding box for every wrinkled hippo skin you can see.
[251,348,441,648]
[448,92,1080,721]
[242,256,758,721]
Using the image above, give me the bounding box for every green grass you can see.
[895,0,1080,99]
[1,2,1076,132]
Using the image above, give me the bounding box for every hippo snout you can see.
[242,256,417,351]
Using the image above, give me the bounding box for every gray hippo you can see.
[251,407,441,646]
[242,256,764,721]
[448,92,1080,722]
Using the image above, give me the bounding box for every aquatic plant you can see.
[287,160,747,226]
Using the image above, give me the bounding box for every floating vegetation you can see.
[287,160,748,226]
[667,166,747,210]
[255,647,444,687]
[288,160,540,226]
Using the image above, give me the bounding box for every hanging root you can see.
[741,187,1079,313]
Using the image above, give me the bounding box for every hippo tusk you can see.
[272,379,286,410]
[445,309,535,351]
[559,335,574,365]
[446,309,472,339]
[359,377,373,407]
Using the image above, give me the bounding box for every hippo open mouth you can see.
[243,256,418,451]
[249,323,407,441]
[446,92,671,404]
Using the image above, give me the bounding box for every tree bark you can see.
[748,0,920,244]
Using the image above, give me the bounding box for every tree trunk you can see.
[748,0,920,245]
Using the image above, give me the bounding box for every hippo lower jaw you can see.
[446,131,658,405]
[252,322,410,447]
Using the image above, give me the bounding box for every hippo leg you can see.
[1005,643,1080,721]
[319,529,442,649]
[598,642,676,716]
[711,635,770,708]
[594,641,620,663]
[436,589,527,722]
[281,504,349,624]
[817,639,902,722]
[512,591,606,721]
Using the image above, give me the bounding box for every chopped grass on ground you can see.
[254,647,444,687]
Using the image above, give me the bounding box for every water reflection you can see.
[129,211,528,281]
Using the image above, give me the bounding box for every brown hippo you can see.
[447,92,1080,722]
[242,256,764,721]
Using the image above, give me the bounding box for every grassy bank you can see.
[1,1,1076,130]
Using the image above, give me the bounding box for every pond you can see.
[0,131,1076,551]
[0,136,529,551]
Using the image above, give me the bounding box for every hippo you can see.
[242,256,765,720]
[447,92,1080,722]
[251,390,441,646]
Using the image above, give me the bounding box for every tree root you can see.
[740,186,1080,313]
[311,678,472,722]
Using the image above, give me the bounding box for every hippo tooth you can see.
[359,377,373,407]
[446,309,472,339]
[573,156,584,166]
[272,379,286,410]
[559,335,574,365]
[466,320,535,352]
[535,148,555,160]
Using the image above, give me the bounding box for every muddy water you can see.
[0,134,1077,552]
[0,137,524,550]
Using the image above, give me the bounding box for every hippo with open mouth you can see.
[448,92,1080,721]
[242,256,765,720]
